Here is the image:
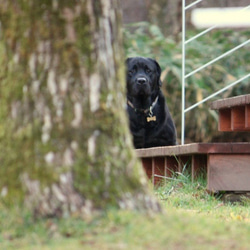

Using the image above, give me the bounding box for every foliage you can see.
[124,22,250,142]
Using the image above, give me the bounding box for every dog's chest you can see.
[131,112,159,130]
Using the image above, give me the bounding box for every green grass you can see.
[156,174,250,222]
[1,177,250,249]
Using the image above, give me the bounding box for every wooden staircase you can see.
[210,94,250,132]
[136,94,250,192]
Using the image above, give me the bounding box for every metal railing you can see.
[181,0,250,144]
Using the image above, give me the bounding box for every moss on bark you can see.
[0,1,92,204]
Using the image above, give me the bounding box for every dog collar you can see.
[127,96,159,121]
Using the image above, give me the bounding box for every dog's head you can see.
[126,57,162,100]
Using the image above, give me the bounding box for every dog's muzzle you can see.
[136,77,147,85]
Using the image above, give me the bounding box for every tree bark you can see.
[0,0,161,217]
[121,0,182,38]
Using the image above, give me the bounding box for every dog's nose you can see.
[137,77,146,85]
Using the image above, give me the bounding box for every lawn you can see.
[1,177,250,249]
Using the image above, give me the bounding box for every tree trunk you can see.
[121,0,182,38]
[0,0,161,217]
[147,0,182,38]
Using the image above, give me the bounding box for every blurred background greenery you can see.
[122,0,250,143]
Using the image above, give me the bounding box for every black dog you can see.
[126,57,176,148]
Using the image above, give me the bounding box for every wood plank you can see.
[142,158,152,180]
[246,104,250,128]
[178,156,191,175]
[192,155,207,181]
[245,95,250,104]
[211,95,250,132]
[136,144,200,158]
[218,109,232,131]
[232,106,245,130]
[210,94,250,110]
[207,154,250,191]
[136,143,250,158]
[152,157,166,186]
[165,156,178,177]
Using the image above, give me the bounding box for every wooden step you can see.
[136,143,250,192]
[210,94,250,132]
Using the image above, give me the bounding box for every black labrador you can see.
[126,57,176,148]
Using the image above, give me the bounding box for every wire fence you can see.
[181,0,250,144]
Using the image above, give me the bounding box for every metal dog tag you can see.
[147,116,156,122]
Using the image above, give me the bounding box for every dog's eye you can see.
[128,70,134,76]
[145,68,151,74]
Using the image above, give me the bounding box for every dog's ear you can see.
[149,58,162,87]
[125,57,132,66]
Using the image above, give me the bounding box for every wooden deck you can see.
[136,94,250,192]
[210,94,250,132]
[136,143,250,192]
